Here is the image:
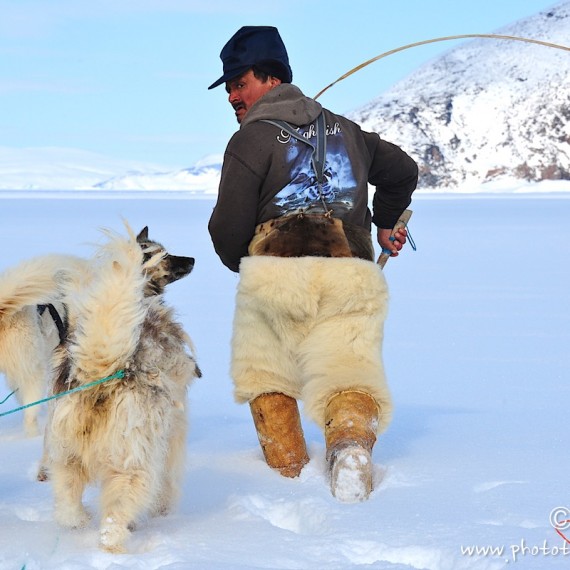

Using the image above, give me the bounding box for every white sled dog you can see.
[0,255,86,436]
[43,225,200,553]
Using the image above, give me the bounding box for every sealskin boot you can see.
[249,392,309,478]
[325,391,379,503]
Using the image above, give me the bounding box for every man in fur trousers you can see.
[208,26,418,502]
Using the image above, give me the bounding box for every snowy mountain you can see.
[94,155,222,194]
[0,147,223,193]
[0,147,177,191]
[349,1,570,190]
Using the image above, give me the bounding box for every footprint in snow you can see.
[228,494,329,535]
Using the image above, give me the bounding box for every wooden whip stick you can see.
[377,209,413,268]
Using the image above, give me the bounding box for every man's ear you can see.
[269,76,282,88]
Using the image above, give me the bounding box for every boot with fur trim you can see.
[325,391,379,502]
[250,392,309,478]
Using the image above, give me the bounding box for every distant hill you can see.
[0,147,180,191]
[0,147,221,193]
[93,155,222,194]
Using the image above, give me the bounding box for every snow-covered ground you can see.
[0,190,569,570]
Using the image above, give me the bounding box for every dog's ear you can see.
[137,227,149,242]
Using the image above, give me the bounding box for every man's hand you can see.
[377,227,408,258]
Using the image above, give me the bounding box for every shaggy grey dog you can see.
[42,224,200,553]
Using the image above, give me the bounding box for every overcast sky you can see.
[0,0,561,169]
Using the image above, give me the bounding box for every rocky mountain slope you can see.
[349,1,570,189]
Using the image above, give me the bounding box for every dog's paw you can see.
[36,466,50,482]
[100,541,127,555]
[55,505,91,529]
[100,517,129,554]
[149,500,171,518]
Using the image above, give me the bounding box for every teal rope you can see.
[0,370,125,418]
[0,389,17,405]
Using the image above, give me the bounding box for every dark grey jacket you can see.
[209,84,418,272]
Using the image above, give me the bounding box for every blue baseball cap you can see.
[208,26,293,90]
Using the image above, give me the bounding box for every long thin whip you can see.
[314,34,570,100]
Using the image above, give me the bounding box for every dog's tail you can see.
[66,226,152,383]
[0,254,85,320]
